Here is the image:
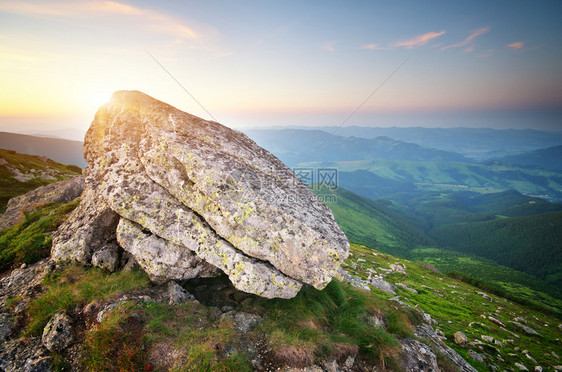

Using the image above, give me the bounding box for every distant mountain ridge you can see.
[0,132,86,168]
[245,129,472,166]
[496,145,562,170]
[248,126,562,161]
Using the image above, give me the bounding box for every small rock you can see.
[221,311,262,333]
[553,365,562,371]
[323,360,339,372]
[514,362,528,371]
[91,242,120,272]
[396,282,418,293]
[468,349,486,362]
[390,264,406,275]
[367,314,386,329]
[42,312,74,352]
[553,351,560,359]
[454,331,468,347]
[481,335,494,343]
[344,354,355,369]
[525,353,537,363]
[435,328,445,337]
[509,321,540,336]
[168,281,194,305]
[534,366,543,372]
[488,316,505,327]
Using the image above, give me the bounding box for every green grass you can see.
[25,264,150,336]
[140,301,253,372]
[0,199,80,272]
[243,279,407,368]
[0,148,81,213]
[345,243,562,372]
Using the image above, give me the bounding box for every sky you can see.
[0,0,561,139]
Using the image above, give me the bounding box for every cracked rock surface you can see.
[52,90,349,298]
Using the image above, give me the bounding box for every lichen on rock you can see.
[52,90,349,298]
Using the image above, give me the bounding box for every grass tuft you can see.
[25,264,150,336]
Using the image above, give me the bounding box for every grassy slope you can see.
[0,148,82,213]
[0,199,80,272]
[345,244,562,372]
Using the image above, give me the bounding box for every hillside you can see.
[245,129,472,166]
[0,148,82,213]
[314,186,562,306]
[334,159,562,203]
[2,196,562,371]
[0,132,86,168]
[497,145,562,170]
[431,211,562,289]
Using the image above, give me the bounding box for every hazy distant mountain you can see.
[244,129,471,166]
[261,126,562,161]
[0,132,86,168]
[496,145,562,170]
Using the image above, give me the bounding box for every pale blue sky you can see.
[0,0,561,135]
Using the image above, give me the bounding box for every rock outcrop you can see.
[0,175,84,230]
[52,90,349,298]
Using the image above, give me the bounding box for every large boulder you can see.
[52,91,349,298]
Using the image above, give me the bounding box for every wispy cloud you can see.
[441,26,490,51]
[360,43,389,50]
[391,31,446,49]
[321,41,338,52]
[361,31,445,51]
[0,1,200,41]
[508,41,524,49]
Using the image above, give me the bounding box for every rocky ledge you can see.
[52,91,349,298]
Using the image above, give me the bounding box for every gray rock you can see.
[481,335,494,343]
[414,324,477,372]
[322,360,339,372]
[0,175,84,230]
[509,321,540,336]
[534,366,543,372]
[454,331,468,347]
[468,349,486,363]
[336,268,370,292]
[0,312,14,344]
[369,278,396,295]
[53,90,348,299]
[366,314,386,329]
[0,337,51,372]
[41,312,73,352]
[52,187,120,264]
[91,242,120,272]
[168,281,195,305]
[390,263,406,275]
[488,316,506,327]
[117,219,219,284]
[396,282,418,293]
[514,362,529,371]
[401,339,439,372]
[220,311,262,333]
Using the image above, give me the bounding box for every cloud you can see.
[360,43,389,50]
[508,41,524,49]
[321,41,338,52]
[0,1,199,41]
[391,31,446,49]
[441,26,490,51]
